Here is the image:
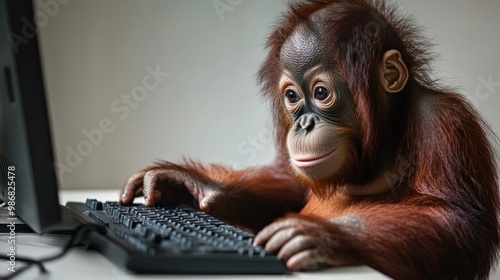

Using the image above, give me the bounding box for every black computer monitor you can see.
[0,0,61,234]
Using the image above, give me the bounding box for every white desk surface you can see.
[0,189,388,280]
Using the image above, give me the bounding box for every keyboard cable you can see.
[0,224,106,280]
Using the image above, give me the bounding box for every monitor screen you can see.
[0,0,61,234]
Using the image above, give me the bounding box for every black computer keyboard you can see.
[69,199,287,274]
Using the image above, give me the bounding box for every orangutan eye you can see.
[314,87,330,101]
[285,90,301,104]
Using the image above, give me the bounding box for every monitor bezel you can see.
[0,0,61,234]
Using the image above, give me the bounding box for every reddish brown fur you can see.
[121,1,500,279]
[256,0,499,279]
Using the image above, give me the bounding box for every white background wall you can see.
[34,0,500,190]
[33,1,500,278]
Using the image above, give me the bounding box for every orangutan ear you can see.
[378,49,409,93]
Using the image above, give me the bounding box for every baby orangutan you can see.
[120,1,500,279]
